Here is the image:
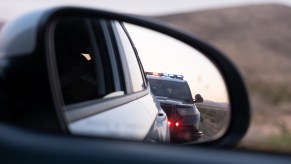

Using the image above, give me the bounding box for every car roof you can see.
[147,75,186,83]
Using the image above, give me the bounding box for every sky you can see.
[1,0,291,21]
[125,23,228,103]
[1,0,290,102]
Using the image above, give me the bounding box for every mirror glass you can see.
[52,17,230,144]
[124,23,230,142]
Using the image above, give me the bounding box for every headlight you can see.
[176,106,198,116]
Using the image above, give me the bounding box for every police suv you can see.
[146,72,203,143]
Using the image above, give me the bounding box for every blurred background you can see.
[153,3,291,153]
[1,0,291,153]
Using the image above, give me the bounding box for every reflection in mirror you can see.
[52,17,230,144]
[125,23,230,143]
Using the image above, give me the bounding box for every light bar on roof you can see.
[145,71,184,80]
[176,75,184,79]
[152,72,160,76]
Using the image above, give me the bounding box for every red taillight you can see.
[175,122,179,127]
[167,121,171,126]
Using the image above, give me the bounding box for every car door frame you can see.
[46,17,161,141]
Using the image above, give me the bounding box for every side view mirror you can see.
[194,94,203,103]
[0,7,250,147]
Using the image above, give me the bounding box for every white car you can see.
[0,15,169,143]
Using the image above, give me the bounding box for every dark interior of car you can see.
[54,18,101,105]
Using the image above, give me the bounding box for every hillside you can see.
[0,22,3,31]
[155,4,291,87]
[155,4,291,152]
[199,100,229,110]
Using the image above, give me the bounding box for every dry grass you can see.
[155,4,291,153]
[197,105,228,138]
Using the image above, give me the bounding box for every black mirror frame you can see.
[38,7,250,148]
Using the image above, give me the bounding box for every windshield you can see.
[148,78,192,102]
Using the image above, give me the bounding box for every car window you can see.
[148,78,192,102]
[54,18,123,105]
[114,22,145,92]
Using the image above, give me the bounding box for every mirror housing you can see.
[0,6,250,147]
